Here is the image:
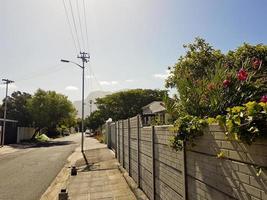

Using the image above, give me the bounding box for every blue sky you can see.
[1,0,267,101]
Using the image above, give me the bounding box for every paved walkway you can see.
[67,138,136,200]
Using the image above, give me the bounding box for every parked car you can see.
[85,129,93,136]
[63,130,70,136]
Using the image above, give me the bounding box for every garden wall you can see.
[107,116,267,200]
[17,127,35,143]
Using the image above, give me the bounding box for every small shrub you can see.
[217,101,267,144]
[35,133,50,142]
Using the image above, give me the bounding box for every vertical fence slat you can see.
[115,122,117,158]
[128,118,131,177]
[107,122,111,149]
[118,121,120,163]
[152,126,155,200]
[137,115,141,188]
[183,141,188,200]
[122,120,125,168]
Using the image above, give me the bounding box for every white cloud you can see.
[111,81,118,85]
[153,74,168,79]
[99,81,110,85]
[125,79,134,82]
[100,81,119,86]
[153,70,170,80]
[65,85,78,91]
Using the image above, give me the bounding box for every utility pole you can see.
[77,52,90,153]
[1,79,14,146]
[61,52,90,152]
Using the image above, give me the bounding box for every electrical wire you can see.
[82,0,90,52]
[62,0,79,54]
[80,0,103,91]
[15,64,66,83]
[88,63,103,90]
[76,0,85,51]
[68,0,82,52]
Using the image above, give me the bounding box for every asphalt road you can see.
[0,134,81,200]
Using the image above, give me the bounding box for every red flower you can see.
[223,79,230,88]
[252,58,262,69]
[260,95,267,103]
[237,69,248,81]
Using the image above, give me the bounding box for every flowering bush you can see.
[166,39,267,150]
[166,38,267,117]
[216,101,267,144]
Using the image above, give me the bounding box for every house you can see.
[141,101,169,126]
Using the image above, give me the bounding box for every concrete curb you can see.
[40,146,83,200]
[118,165,149,200]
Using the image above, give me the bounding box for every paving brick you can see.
[68,147,136,200]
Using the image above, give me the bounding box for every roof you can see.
[142,101,166,115]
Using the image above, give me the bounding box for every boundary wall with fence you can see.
[106,115,267,200]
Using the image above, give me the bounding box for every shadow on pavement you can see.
[8,141,75,149]
[76,147,118,172]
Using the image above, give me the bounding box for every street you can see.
[0,134,81,200]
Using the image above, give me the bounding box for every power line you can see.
[87,63,103,90]
[15,64,65,83]
[62,0,79,53]
[79,2,101,90]
[86,66,94,91]
[82,0,90,52]
[68,0,81,51]
[76,0,85,51]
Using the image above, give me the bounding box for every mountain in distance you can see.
[73,90,112,118]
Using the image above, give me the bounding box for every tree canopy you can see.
[27,89,77,131]
[165,38,267,117]
[85,110,105,131]
[95,89,167,121]
[0,91,32,126]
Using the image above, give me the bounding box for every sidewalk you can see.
[67,138,136,200]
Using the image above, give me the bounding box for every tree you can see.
[27,89,76,136]
[95,89,167,121]
[166,37,224,88]
[0,91,33,127]
[85,110,105,131]
[165,38,224,116]
[165,38,267,118]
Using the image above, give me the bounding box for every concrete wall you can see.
[107,117,267,200]
[17,127,35,143]
[187,125,267,200]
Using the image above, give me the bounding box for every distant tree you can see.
[76,118,82,132]
[85,110,105,131]
[95,89,167,121]
[27,89,76,136]
[0,91,33,126]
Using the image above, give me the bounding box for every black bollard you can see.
[71,166,77,176]
[58,189,69,200]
